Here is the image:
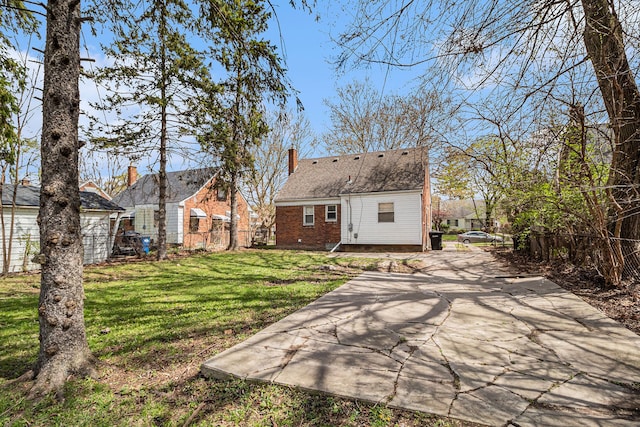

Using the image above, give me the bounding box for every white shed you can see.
[0,185,124,273]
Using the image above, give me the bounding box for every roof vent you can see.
[378,153,384,158]
[402,151,408,155]
[354,156,360,160]
[332,158,338,162]
[312,160,318,164]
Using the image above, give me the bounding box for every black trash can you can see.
[429,230,444,250]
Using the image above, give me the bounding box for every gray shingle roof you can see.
[275,147,429,202]
[81,191,125,211]
[112,167,217,207]
[1,184,124,211]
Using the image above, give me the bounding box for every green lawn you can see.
[0,249,472,426]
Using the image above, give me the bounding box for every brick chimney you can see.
[127,165,137,187]
[288,147,298,175]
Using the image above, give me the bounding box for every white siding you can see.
[176,205,184,244]
[81,211,114,265]
[125,203,183,244]
[0,208,39,273]
[340,191,423,245]
[166,203,181,244]
[133,205,156,237]
[0,208,115,273]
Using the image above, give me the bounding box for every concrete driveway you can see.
[201,247,640,426]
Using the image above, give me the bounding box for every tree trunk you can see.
[157,131,168,260]
[7,126,25,275]
[156,6,168,261]
[31,0,96,399]
[7,163,20,274]
[0,174,7,275]
[484,197,495,232]
[227,171,239,250]
[582,0,640,240]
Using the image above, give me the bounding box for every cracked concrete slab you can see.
[450,384,530,425]
[201,248,640,426]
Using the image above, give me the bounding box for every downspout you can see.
[424,155,432,251]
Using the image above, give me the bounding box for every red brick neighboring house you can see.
[111,167,251,249]
[275,147,432,251]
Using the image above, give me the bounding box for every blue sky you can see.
[264,3,424,152]
[271,5,338,136]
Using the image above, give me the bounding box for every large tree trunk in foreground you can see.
[32,0,96,399]
[582,0,640,240]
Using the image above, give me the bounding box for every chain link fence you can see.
[3,229,257,273]
[524,231,640,284]
[172,230,253,250]
[114,230,254,255]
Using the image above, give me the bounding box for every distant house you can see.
[441,199,503,231]
[0,184,124,273]
[111,167,251,249]
[274,147,432,251]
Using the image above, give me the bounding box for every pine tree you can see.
[90,0,210,260]
[197,0,289,250]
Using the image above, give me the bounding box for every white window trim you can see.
[303,205,314,226]
[325,205,337,222]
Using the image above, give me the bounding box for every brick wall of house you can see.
[275,204,341,249]
[182,183,251,249]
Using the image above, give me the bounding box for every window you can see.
[378,202,394,223]
[303,206,314,226]
[447,219,458,227]
[326,205,337,222]
[189,217,200,232]
[217,188,227,201]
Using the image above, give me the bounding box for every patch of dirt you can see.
[374,260,427,273]
[97,332,243,395]
[264,265,366,287]
[493,249,640,335]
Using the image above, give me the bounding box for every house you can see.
[0,184,124,273]
[274,147,432,251]
[111,167,251,249]
[440,199,484,231]
[440,199,504,231]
